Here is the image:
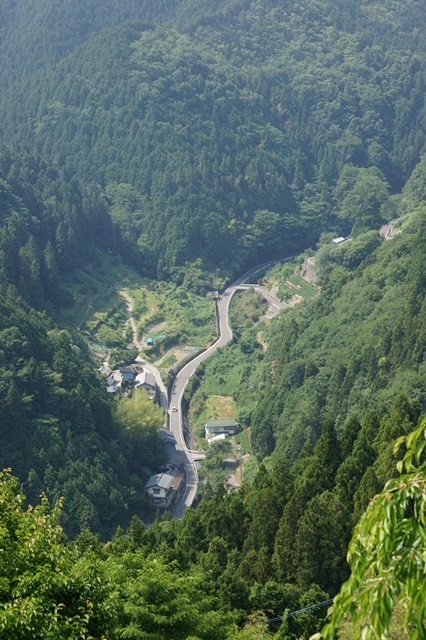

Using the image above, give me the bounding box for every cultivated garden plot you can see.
[56,253,216,372]
[186,258,320,485]
[56,253,139,351]
[261,259,318,304]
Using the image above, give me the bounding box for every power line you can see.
[261,597,335,625]
[257,553,346,626]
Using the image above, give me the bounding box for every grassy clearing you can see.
[158,283,216,345]
[56,252,216,366]
[157,353,177,368]
[189,392,236,443]
[286,274,317,298]
[230,289,264,328]
[201,347,245,396]
[205,395,236,420]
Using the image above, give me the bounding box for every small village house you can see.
[99,364,157,399]
[134,370,157,400]
[144,469,185,507]
[205,419,239,440]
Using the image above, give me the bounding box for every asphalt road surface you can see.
[169,256,294,518]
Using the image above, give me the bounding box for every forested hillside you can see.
[1,375,424,638]
[250,206,426,462]
[185,161,426,464]
[0,152,166,538]
[0,0,424,276]
[0,0,425,636]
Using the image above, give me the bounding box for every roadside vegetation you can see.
[0,0,424,636]
[56,253,216,371]
[187,257,320,481]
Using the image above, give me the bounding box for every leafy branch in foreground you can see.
[313,418,426,640]
[0,469,114,639]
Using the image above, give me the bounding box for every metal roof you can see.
[207,433,227,444]
[144,473,175,491]
[205,419,237,428]
[119,366,135,374]
[135,370,156,388]
[171,473,184,491]
[157,428,177,443]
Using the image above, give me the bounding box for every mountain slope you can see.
[0,150,165,538]
[0,0,424,276]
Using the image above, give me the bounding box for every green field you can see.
[56,252,217,370]
[286,274,318,298]
[234,429,251,455]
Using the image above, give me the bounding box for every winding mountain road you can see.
[169,257,294,518]
[120,258,292,518]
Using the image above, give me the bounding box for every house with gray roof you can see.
[119,366,135,381]
[100,364,157,399]
[205,419,239,440]
[134,370,157,399]
[144,469,185,508]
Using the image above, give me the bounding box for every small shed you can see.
[208,433,227,445]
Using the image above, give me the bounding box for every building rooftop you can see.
[205,419,237,428]
[99,365,112,377]
[157,428,177,444]
[119,366,135,374]
[144,473,175,491]
[135,370,156,388]
[171,473,184,491]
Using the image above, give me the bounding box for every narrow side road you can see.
[169,256,294,518]
[119,289,168,409]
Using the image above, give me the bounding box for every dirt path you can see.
[379,218,403,240]
[118,289,168,408]
[119,289,139,347]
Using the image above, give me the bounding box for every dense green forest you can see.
[0,0,425,276]
[0,0,425,637]
[250,207,426,462]
[1,409,425,638]
[0,151,167,538]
